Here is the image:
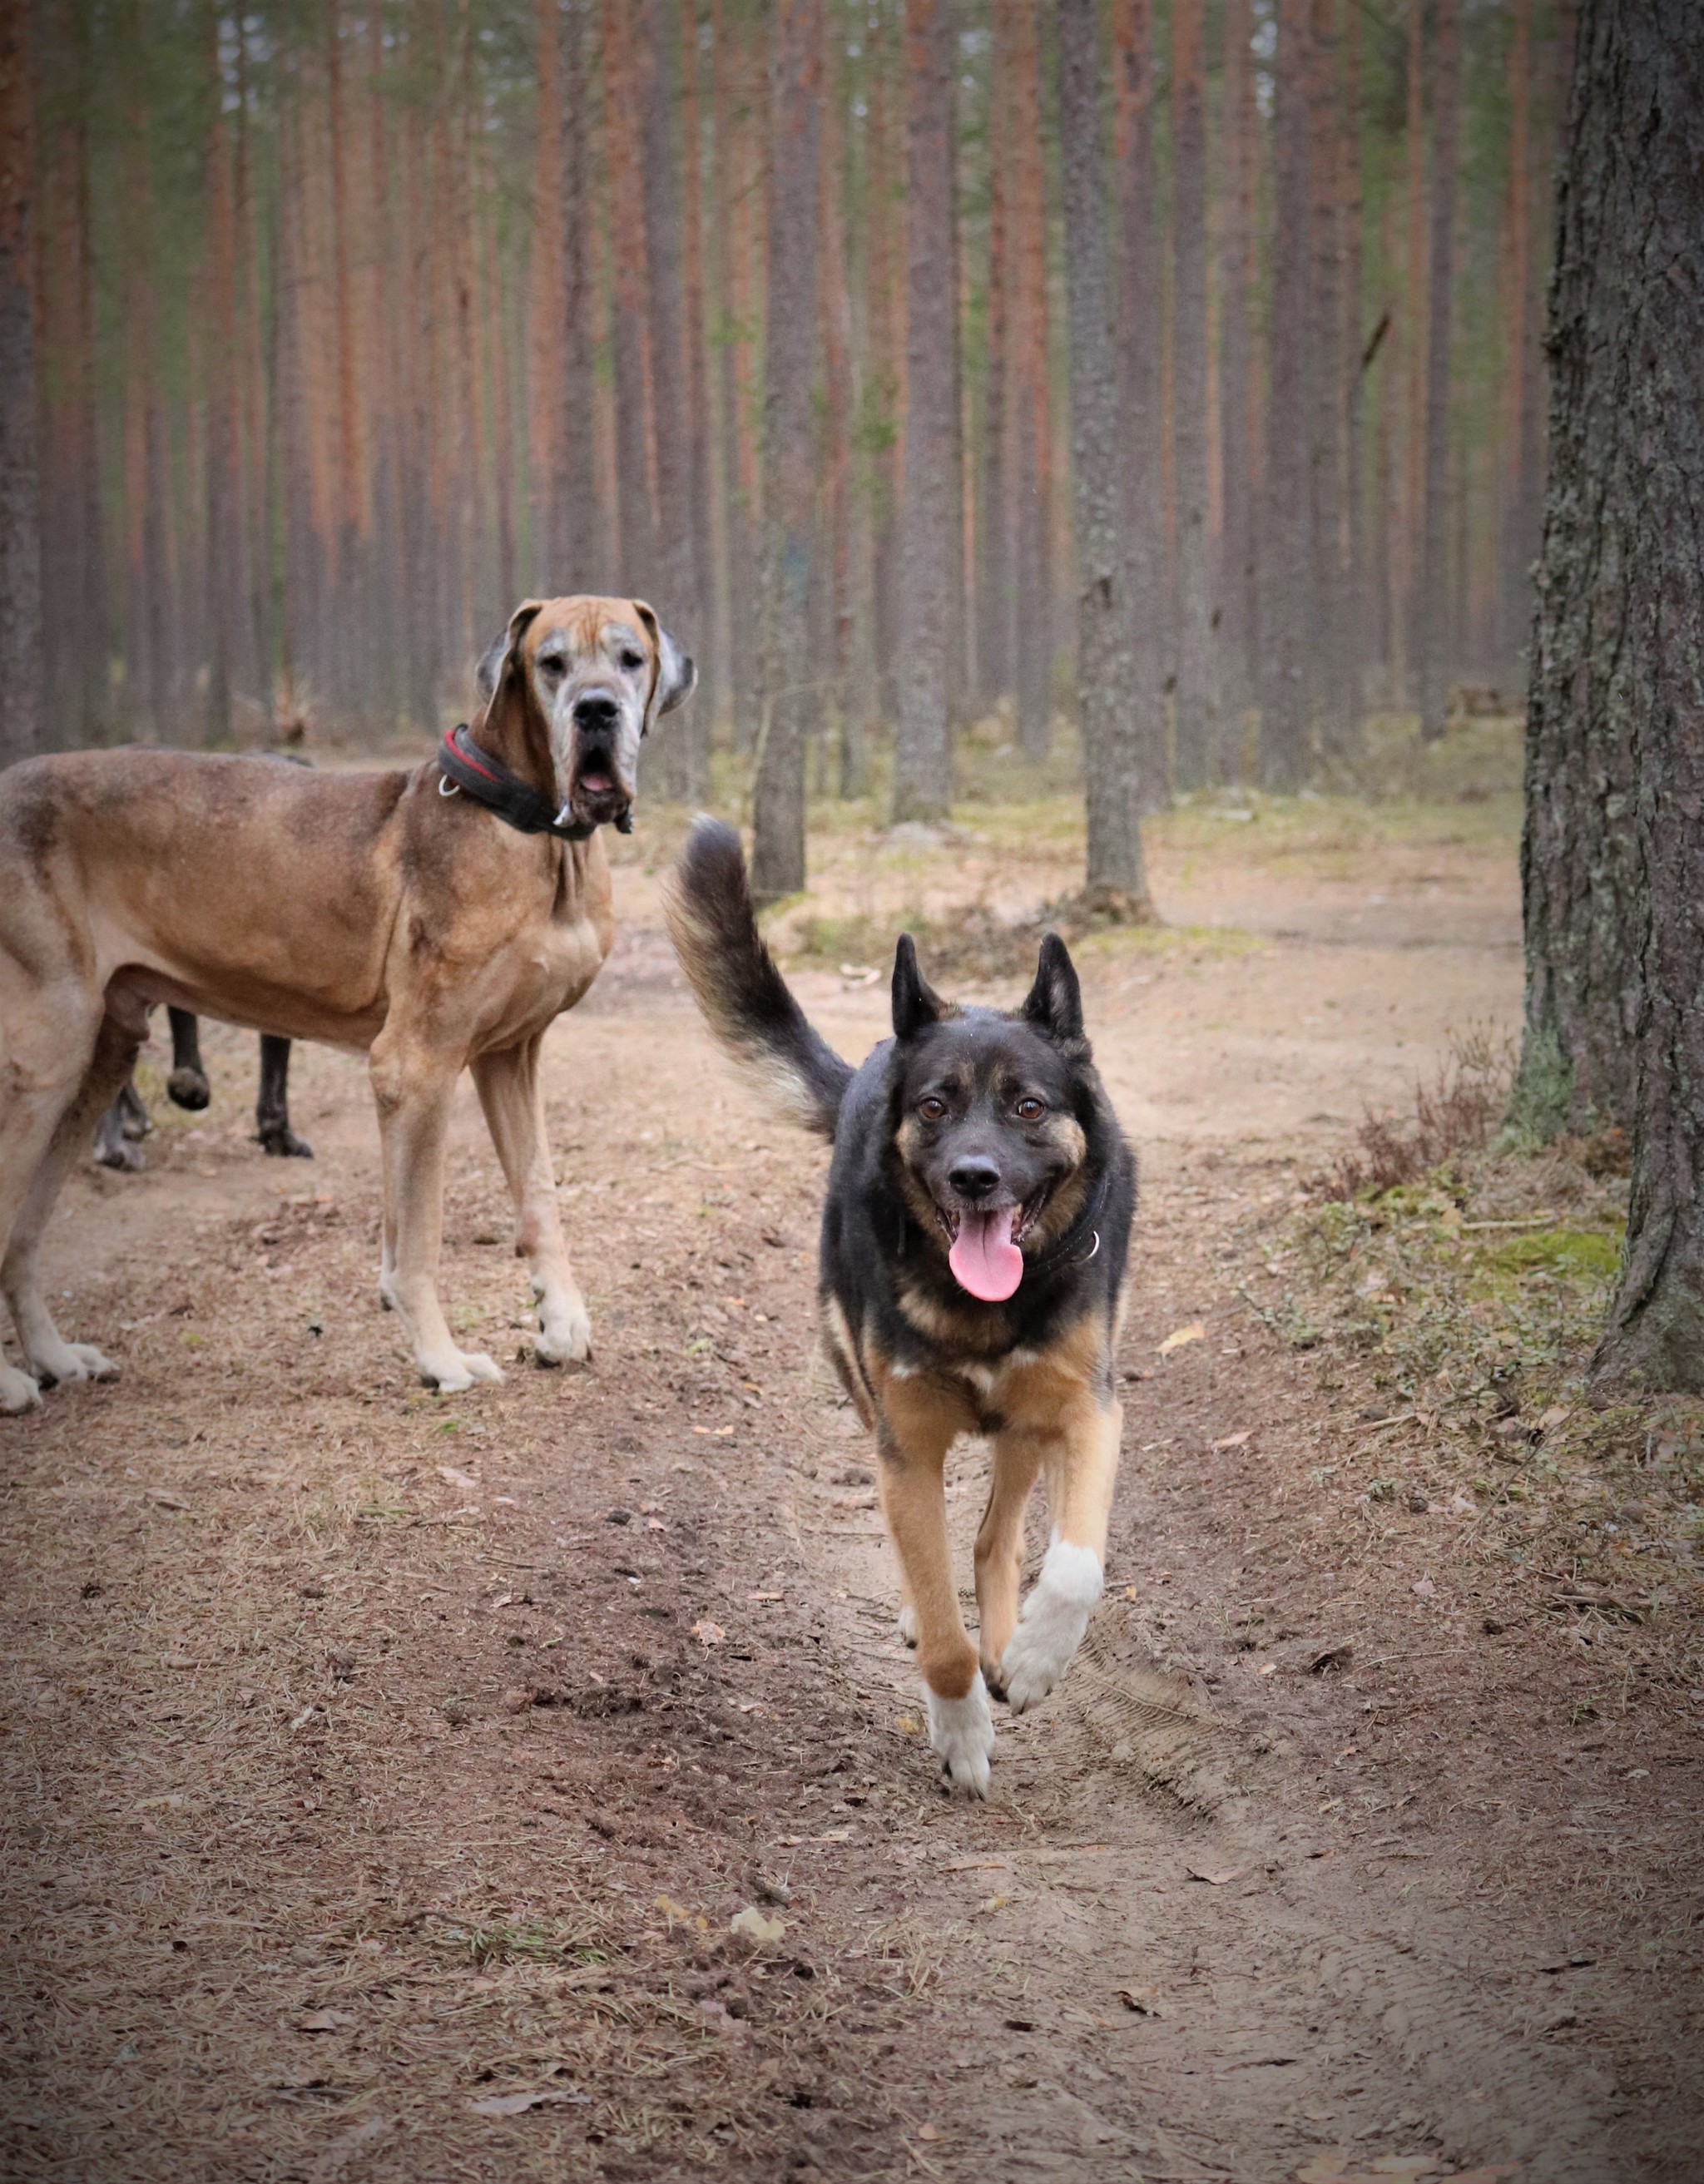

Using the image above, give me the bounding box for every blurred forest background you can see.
[19,0,1572,827]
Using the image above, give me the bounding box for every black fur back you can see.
[661,819,854,1140]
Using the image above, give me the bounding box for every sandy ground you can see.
[2,792,1698,2184]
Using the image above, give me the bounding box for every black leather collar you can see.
[1024,1165,1113,1276]
[436,721,596,842]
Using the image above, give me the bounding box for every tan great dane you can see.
[0,595,693,1411]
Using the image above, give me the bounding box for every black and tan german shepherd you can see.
[664,820,1136,1795]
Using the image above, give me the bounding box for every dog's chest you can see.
[491,907,611,1038]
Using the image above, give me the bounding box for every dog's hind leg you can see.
[256,1035,312,1157]
[369,1033,503,1394]
[472,1036,591,1368]
[2,1010,140,1394]
[166,1008,211,1112]
[974,1429,1047,1693]
[998,1397,1121,1714]
[874,1377,993,1795]
[92,1078,150,1171]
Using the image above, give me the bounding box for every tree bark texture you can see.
[977,12,1009,709]
[1306,0,1350,755]
[1058,0,1154,918]
[0,0,39,769]
[602,0,657,598]
[1006,0,1052,763]
[891,0,958,822]
[750,0,821,901]
[557,0,602,593]
[1534,0,1704,1389]
[1216,0,1256,747]
[1170,0,1212,790]
[1416,0,1462,742]
[1260,0,1311,788]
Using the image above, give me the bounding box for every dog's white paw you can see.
[1000,1542,1103,1714]
[30,1340,119,1388]
[896,1602,920,1647]
[0,1365,42,1413]
[534,1300,592,1368]
[926,1673,995,1797]
[421,1348,505,1394]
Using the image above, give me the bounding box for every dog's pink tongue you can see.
[948,1208,1024,1302]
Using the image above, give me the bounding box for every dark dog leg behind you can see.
[166,1008,211,1111]
[92,1079,151,1171]
[256,1034,312,1158]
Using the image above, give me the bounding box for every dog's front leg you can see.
[998,1397,1121,1713]
[472,1038,591,1368]
[369,1038,503,1394]
[875,1385,993,1796]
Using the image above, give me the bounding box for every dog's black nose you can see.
[574,691,618,732]
[949,1157,1002,1202]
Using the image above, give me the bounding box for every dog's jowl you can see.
[665,820,1136,1794]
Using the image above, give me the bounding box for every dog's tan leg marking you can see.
[472,1036,590,1368]
[974,1430,1046,1688]
[871,1368,994,1795]
[369,1037,503,1394]
[2,1012,138,1394]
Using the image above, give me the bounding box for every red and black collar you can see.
[436,722,597,843]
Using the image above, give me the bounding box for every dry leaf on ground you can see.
[1159,1322,1206,1355]
[730,1905,785,1943]
[1185,1865,1246,1886]
[691,1618,726,1647]
[1211,1429,1252,1450]
[1117,1986,1165,2016]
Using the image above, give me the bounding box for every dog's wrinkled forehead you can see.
[523,597,653,676]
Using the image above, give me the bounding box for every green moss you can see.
[1505,1025,1574,1144]
[1488,1228,1623,1280]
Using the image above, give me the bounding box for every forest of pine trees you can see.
[17,0,1571,805]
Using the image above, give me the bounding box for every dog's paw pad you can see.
[926,1675,995,1797]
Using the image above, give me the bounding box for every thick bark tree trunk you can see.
[558,0,602,593]
[1007,0,1052,764]
[1307,0,1350,756]
[977,15,1009,710]
[1058,0,1155,919]
[528,0,564,594]
[750,0,821,901]
[602,0,657,599]
[891,0,958,823]
[204,6,240,747]
[1170,0,1212,791]
[640,0,704,800]
[1216,0,1256,757]
[1532,0,1704,1390]
[1260,0,1312,788]
[678,0,718,741]
[1416,0,1462,743]
[0,0,40,769]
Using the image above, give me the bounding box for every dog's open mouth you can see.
[935,1195,1044,1303]
[568,767,631,829]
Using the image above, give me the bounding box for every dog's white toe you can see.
[896,1602,920,1647]
[0,1365,42,1413]
[926,1673,995,1796]
[534,1305,592,1368]
[32,1340,118,1388]
[423,1348,505,1394]
[1000,1542,1103,1714]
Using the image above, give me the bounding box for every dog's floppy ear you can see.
[632,599,697,730]
[1021,933,1087,1052]
[477,600,545,711]
[892,934,946,1042]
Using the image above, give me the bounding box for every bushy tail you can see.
[661,818,853,1141]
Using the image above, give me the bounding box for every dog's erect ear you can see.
[477,600,545,711]
[1021,933,1087,1051]
[892,934,946,1042]
[632,600,697,730]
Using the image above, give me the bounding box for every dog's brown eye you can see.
[1016,1097,1046,1122]
[919,1096,947,1122]
[619,649,645,672]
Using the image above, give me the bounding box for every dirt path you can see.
[2,821,1697,2183]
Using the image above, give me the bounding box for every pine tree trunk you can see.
[719,3,765,750]
[815,18,856,795]
[1170,0,1212,790]
[1531,0,1704,1391]
[1260,0,1312,788]
[977,13,1009,709]
[750,0,821,901]
[1498,0,1539,696]
[641,0,703,800]
[1399,0,1425,705]
[0,0,40,769]
[1340,0,1366,732]
[1007,0,1052,764]
[1216,0,1255,755]
[677,0,718,745]
[1416,0,1462,743]
[528,0,564,594]
[891,0,958,823]
[204,5,239,748]
[602,0,658,599]
[558,0,601,593]
[1306,0,1349,757]
[1058,0,1154,919]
